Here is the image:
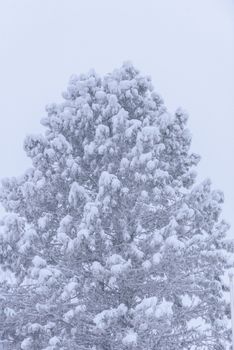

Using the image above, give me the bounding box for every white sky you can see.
[0,0,233,230]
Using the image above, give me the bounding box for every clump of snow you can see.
[95,124,109,140]
[75,304,86,314]
[28,323,42,333]
[38,215,49,230]
[21,337,33,350]
[94,304,128,330]
[4,307,16,317]
[187,317,210,331]
[38,268,53,283]
[83,202,99,226]
[49,336,60,346]
[51,134,71,153]
[150,231,163,247]
[181,294,200,308]
[95,90,106,101]
[66,281,78,293]
[60,280,78,300]
[135,297,173,319]
[91,261,105,276]
[99,171,121,193]
[112,109,128,134]
[155,298,173,318]
[106,254,131,276]
[125,119,141,139]
[120,157,130,171]
[176,203,194,220]
[165,235,185,250]
[0,267,16,285]
[68,182,90,207]
[152,252,161,265]
[135,296,158,313]
[129,243,144,260]
[32,256,47,268]
[122,330,138,346]
[142,260,152,270]
[63,309,75,322]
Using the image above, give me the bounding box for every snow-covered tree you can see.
[0,63,232,349]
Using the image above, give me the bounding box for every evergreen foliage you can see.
[0,63,232,349]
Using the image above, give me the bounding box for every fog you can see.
[0,0,233,230]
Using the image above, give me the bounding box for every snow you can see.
[84,141,96,156]
[95,90,106,101]
[142,260,152,270]
[154,168,169,180]
[36,177,45,189]
[120,157,129,170]
[28,323,42,333]
[155,299,173,318]
[0,62,231,349]
[99,171,121,192]
[187,317,210,331]
[129,243,144,259]
[135,297,173,319]
[18,227,38,254]
[158,112,173,129]
[110,260,131,275]
[125,119,141,139]
[139,152,152,164]
[152,252,161,265]
[181,294,200,308]
[35,303,50,313]
[107,254,125,265]
[147,159,156,171]
[135,296,158,313]
[95,124,109,140]
[150,231,163,247]
[165,235,185,250]
[49,336,60,346]
[65,281,78,293]
[176,203,194,220]
[91,261,105,276]
[38,215,49,230]
[32,256,47,268]
[140,190,148,200]
[119,80,132,91]
[141,126,160,143]
[51,134,71,153]
[4,307,16,317]
[94,304,128,330]
[23,226,37,242]
[83,202,99,226]
[59,215,73,231]
[68,182,90,206]
[38,268,53,283]
[75,304,86,314]
[106,81,118,95]
[61,281,79,299]
[63,309,74,322]
[0,267,16,285]
[106,254,131,275]
[97,144,105,155]
[122,330,138,345]
[112,109,127,134]
[21,337,33,350]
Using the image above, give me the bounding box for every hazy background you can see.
[0,0,233,232]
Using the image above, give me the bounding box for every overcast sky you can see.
[0,0,233,231]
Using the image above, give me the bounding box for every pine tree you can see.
[0,63,232,349]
